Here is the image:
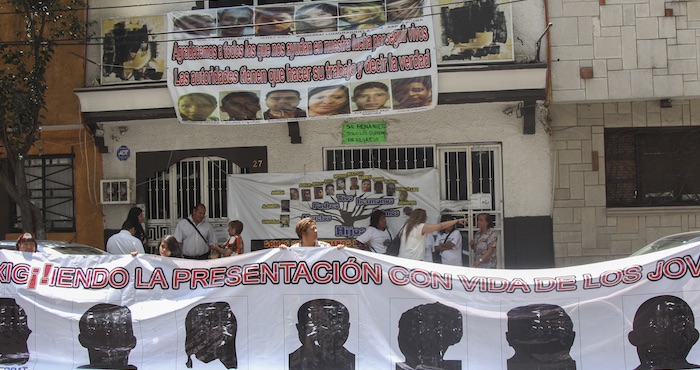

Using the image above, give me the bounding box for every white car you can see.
[629,231,700,256]
[0,239,109,255]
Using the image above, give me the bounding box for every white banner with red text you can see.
[1,245,700,369]
[166,1,437,124]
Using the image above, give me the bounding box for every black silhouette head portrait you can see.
[78,303,137,369]
[506,304,576,370]
[185,302,237,369]
[289,299,355,370]
[628,295,700,370]
[396,302,463,370]
[0,298,31,365]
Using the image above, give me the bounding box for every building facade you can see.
[76,0,553,267]
[548,0,700,265]
[0,3,104,247]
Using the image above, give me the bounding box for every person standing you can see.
[106,219,145,255]
[470,213,498,268]
[210,220,244,258]
[15,232,37,253]
[174,203,218,260]
[356,210,391,253]
[126,207,148,252]
[434,216,463,266]
[398,209,467,261]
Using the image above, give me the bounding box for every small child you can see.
[159,235,183,258]
[211,220,244,258]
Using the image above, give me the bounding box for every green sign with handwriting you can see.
[343,122,386,144]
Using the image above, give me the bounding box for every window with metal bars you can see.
[325,146,435,170]
[13,155,75,232]
[605,127,700,207]
[146,157,239,222]
[325,145,499,205]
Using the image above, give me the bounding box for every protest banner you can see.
[226,168,440,250]
[1,243,700,369]
[166,2,438,124]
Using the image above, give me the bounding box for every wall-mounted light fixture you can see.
[118,126,128,135]
[660,99,672,108]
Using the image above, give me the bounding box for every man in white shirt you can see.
[106,219,145,254]
[174,203,218,259]
[356,210,391,253]
[434,217,463,266]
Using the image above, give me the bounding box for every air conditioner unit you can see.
[100,179,131,204]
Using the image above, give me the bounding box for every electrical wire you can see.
[0,0,527,47]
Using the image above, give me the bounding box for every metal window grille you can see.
[326,145,503,267]
[325,146,435,170]
[14,155,75,232]
[147,157,238,222]
[606,128,700,207]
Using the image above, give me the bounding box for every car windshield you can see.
[630,232,700,256]
[43,246,107,255]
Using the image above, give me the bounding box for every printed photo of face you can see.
[264,90,307,119]
[302,189,311,201]
[308,85,350,117]
[350,177,359,190]
[281,215,290,227]
[290,188,299,200]
[218,7,254,37]
[336,178,346,190]
[386,183,396,196]
[174,13,216,36]
[374,181,384,194]
[256,7,294,36]
[314,186,324,199]
[352,81,390,111]
[178,93,217,121]
[295,3,338,34]
[220,91,261,121]
[361,179,371,192]
[392,76,432,109]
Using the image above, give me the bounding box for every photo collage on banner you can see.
[226,168,441,250]
[166,0,438,124]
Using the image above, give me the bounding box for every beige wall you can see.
[550,100,700,266]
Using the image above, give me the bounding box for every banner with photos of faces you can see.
[166,0,438,124]
[226,168,441,250]
[2,243,700,369]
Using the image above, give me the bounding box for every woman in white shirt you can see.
[398,209,467,261]
[356,210,391,253]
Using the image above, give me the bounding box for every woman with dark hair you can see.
[158,235,183,258]
[126,207,148,251]
[356,210,391,253]
[16,233,37,253]
[470,213,497,268]
[307,85,350,116]
[398,209,466,261]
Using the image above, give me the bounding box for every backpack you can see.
[384,225,405,256]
